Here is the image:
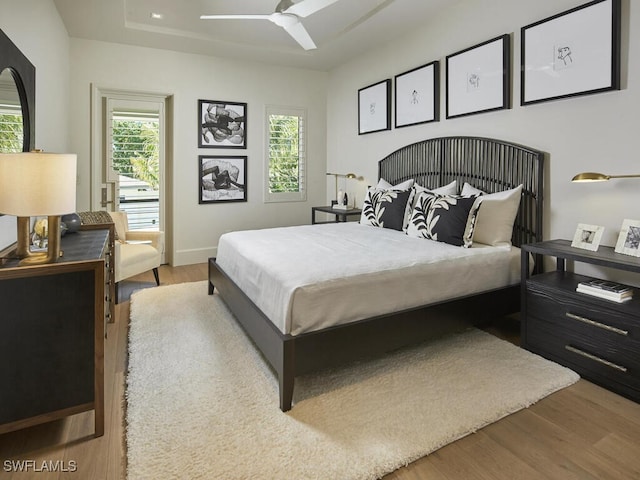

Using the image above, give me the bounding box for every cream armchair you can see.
[108,211,164,303]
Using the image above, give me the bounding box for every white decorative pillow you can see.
[406,192,482,247]
[461,183,523,246]
[376,178,415,190]
[415,179,457,196]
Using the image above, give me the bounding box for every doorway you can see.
[91,87,172,264]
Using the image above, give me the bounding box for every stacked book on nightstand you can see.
[576,279,634,303]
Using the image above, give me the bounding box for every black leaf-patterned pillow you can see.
[360,188,412,231]
[406,192,482,247]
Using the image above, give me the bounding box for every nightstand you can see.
[521,239,640,403]
[311,206,362,224]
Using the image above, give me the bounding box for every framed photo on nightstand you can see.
[615,219,640,257]
[571,223,604,251]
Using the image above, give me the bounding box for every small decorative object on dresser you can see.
[571,223,604,251]
[521,239,640,404]
[615,219,640,257]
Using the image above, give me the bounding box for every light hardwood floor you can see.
[1,263,639,479]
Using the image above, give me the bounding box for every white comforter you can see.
[216,223,521,336]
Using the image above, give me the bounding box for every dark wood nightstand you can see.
[521,239,640,403]
[311,206,362,224]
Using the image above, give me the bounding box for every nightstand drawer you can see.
[527,319,640,394]
[526,284,640,344]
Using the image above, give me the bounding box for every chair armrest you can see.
[125,230,165,254]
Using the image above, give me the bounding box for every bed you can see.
[208,136,545,411]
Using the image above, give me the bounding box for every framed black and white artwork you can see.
[358,79,391,135]
[615,219,640,257]
[521,0,621,106]
[446,34,510,119]
[395,61,439,128]
[199,155,247,204]
[198,100,247,148]
[571,223,604,251]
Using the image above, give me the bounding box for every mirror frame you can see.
[0,28,36,152]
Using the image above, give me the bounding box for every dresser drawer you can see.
[526,284,640,345]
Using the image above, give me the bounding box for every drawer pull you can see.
[564,345,628,373]
[565,312,628,336]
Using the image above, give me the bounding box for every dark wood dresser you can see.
[521,239,640,403]
[0,229,109,437]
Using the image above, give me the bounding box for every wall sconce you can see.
[0,151,77,265]
[326,172,357,208]
[572,172,640,182]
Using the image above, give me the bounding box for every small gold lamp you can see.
[326,172,357,207]
[572,172,640,182]
[0,151,77,265]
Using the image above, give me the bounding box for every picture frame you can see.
[571,223,605,251]
[198,100,247,149]
[446,34,510,119]
[615,219,640,257]
[521,0,621,106]
[199,155,247,204]
[358,79,391,135]
[394,61,439,128]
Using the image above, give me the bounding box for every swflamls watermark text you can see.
[3,459,78,473]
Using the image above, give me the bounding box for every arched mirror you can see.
[0,28,35,154]
[0,28,35,220]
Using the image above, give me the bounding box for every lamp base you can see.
[18,216,63,266]
[332,204,350,210]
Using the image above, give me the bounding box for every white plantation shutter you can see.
[264,105,307,202]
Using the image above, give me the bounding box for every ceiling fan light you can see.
[270,13,298,28]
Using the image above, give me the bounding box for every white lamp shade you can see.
[0,152,77,216]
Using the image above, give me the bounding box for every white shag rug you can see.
[126,281,579,480]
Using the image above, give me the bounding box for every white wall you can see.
[327,0,639,282]
[68,39,328,265]
[0,0,70,251]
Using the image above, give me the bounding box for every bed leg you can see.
[208,280,214,295]
[279,340,295,412]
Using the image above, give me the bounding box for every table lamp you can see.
[0,151,77,265]
[326,172,357,208]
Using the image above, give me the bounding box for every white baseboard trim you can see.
[173,246,217,267]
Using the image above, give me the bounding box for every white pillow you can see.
[461,183,523,246]
[414,179,457,196]
[376,178,415,190]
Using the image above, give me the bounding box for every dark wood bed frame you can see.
[208,136,545,411]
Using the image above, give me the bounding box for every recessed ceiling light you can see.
[150,12,164,20]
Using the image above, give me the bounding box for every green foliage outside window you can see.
[111,118,159,189]
[268,114,300,193]
[0,113,23,153]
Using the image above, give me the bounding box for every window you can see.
[264,106,306,202]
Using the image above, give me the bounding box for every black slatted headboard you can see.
[379,136,545,253]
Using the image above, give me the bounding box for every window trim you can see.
[263,105,307,203]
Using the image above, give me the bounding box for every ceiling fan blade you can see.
[283,21,317,50]
[285,0,340,18]
[200,14,272,20]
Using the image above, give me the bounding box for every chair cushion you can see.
[115,243,161,283]
[108,211,129,244]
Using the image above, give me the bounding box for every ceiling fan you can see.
[200,0,340,51]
